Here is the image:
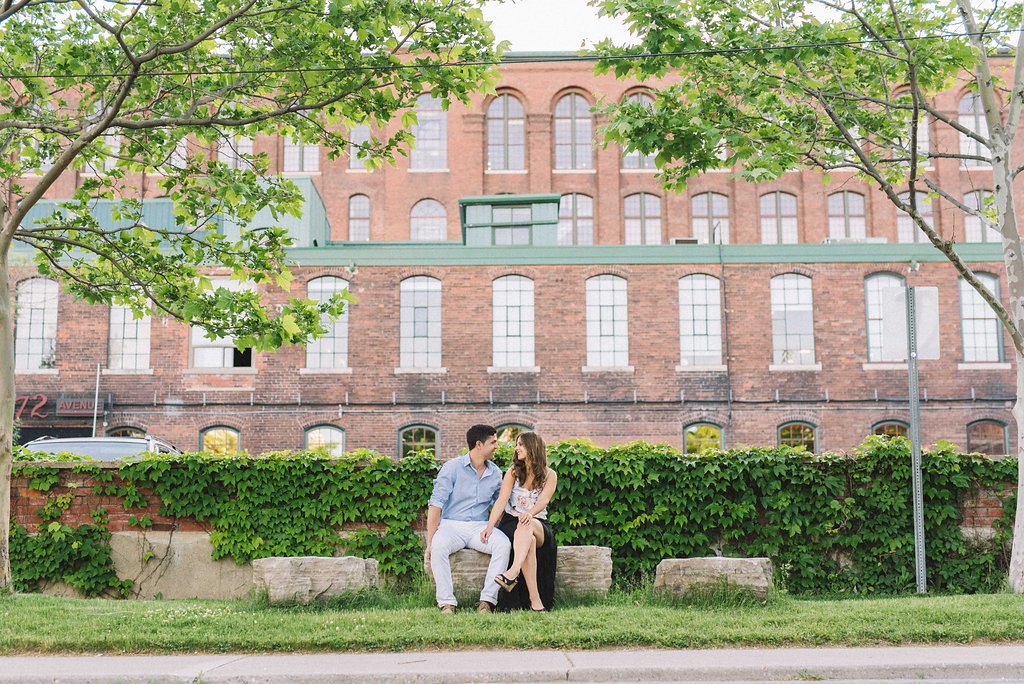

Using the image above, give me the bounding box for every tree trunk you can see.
[1009,357,1024,592]
[0,252,13,591]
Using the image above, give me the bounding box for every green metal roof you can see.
[458,194,561,206]
[287,242,1006,267]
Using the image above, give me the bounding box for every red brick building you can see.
[10,56,1018,458]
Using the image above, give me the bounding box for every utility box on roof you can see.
[458,194,560,246]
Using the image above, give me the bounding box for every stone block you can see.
[654,557,774,599]
[555,545,612,595]
[110,531,252,600]
[429,545,613,601]
[252,556,379,604]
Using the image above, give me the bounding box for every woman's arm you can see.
[481,468,516,543]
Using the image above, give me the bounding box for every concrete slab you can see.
[0,645,1021,683]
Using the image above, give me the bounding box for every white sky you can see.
[482,0,634,52]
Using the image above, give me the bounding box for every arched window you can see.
[874,421,909,438]
[958,93,990,168]
[621,92,656,170]
[492,275,535,369]
[190,278,253,369]
[282,137,319,173]
[487,94,525,171]
[585,275,628,368]
[201,426,239,454]
[108,303,151,371]
[967,420,1007,456]
[960,273,1002,362]
[348,124,370,170]
[684,423,722,454]
[679,274,722,367]
[827,191,866,240]
[553,93,593,170]
[410,199,447,241]
[496,424,531,445]
[305,276,350,370]
[964,191,998,243]
[779,422,816,452]
[557,193,593,245]
[770,274,815,366]
[896,191,933,244]
[411,94,446,170]
[760,191,798,244]
[864,273,905,362]
[400,276,442,369]
[623,192,662,245]
[305,425,345,457]
[691,192,729,244]
[348,194,370,241]
[107,426,145,438]
[400,425,438,458]
[15,277,58,370]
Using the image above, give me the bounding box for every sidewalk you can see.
[0,645,1023,682]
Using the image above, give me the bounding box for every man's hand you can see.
[480,525,492,544]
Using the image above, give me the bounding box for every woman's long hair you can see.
[512,431,547,490]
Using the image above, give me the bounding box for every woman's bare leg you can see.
[505,523,536,578]
[521,540,544,609]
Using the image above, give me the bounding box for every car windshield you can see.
[25,440,148,460]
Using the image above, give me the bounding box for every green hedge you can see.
[10,436,1019,595]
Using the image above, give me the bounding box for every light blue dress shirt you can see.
[428,454,503,522]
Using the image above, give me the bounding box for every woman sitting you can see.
[480,431,558,611]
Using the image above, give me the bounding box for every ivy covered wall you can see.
[10,437,1017,596]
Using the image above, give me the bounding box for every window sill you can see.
[862,362,908,371]
[15,369,58,376]
[281,170,321,176]
[620,168,657,174]
[487,366,540,374]
[102,369,154,375]
[582,365,634,374]
[769,363,822,372]
[300,367,353,375]
[552,168,596,174]
[407,168,450,173]
[485,169,528,174]
[345,168,371,173]
[394,367,448,374]
[182,367,258,375]
[676,364,727,372]
[958,362,1011,370]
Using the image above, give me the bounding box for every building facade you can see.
[10,56,1019,458]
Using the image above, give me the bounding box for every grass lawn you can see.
[2,584,1023,654]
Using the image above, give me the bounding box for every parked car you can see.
[21,436,180,461]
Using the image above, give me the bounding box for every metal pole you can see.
[91,363,101,437]
[906,286,927,593]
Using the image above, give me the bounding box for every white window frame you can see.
[492,275,535,369]
[14,277,58,371]
[770,274,815,366]
[108,303,152,371]
[554,93,593,170]
[760,191,799,244]
[410,94,447,171]
[410,199,447,241]
[487,94,526,171]
[960,273,1003,363]
[679,274,723,368]
[585,275,629,368]
[558,193,594,245]
[399,276,442,369]
[691,192,729,244]
[624,192,662,245]
[305,276,350,370]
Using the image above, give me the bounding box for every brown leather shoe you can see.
[439,604,456,614]
[477,600,494,613]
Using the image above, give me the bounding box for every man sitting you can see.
[425,424,511,613]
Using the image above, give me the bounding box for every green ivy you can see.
[9,437,1018,595]
[115,448,438,577]
[545,436,1017,594]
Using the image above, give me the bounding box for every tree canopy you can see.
[593,0,1024,591]
[0,0,502,589]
